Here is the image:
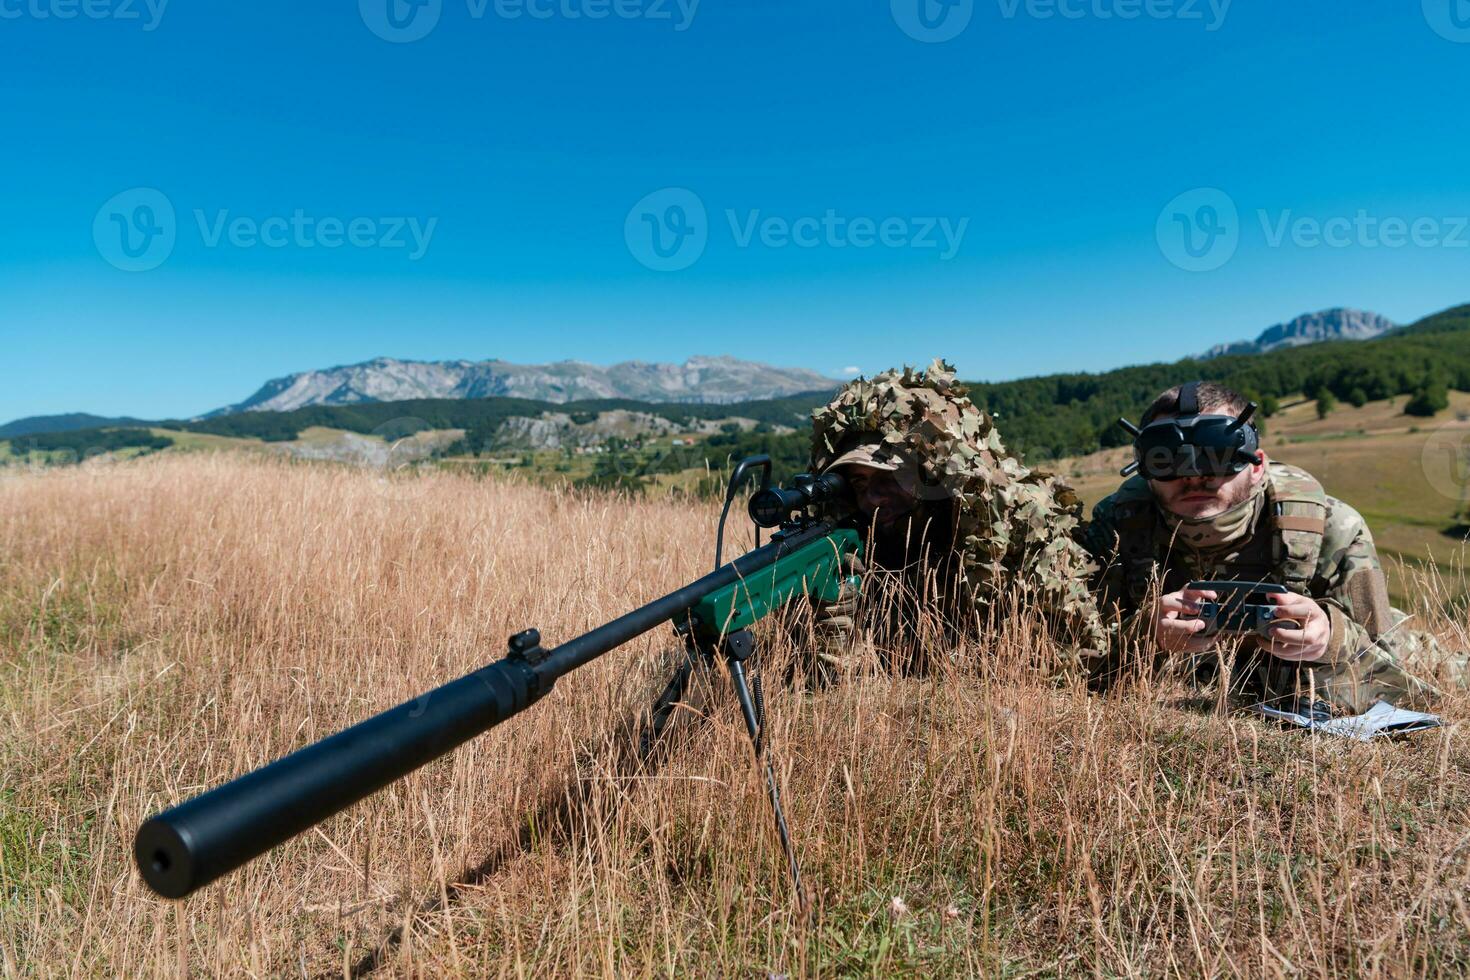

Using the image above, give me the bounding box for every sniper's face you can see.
[1146,425,1265,520]
[842,464,919,527]
[1149,471,1253,520]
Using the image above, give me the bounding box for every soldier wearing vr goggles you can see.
[1081,380,1442,715]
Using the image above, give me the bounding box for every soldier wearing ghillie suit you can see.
[797,359,1109,679]
[1081,380,1446,715]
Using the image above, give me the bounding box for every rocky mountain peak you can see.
[211,355,840,416]
[1200,308,1397,359]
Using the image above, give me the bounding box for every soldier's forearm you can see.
[1317,599,1364,665]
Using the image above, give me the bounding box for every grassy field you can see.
[4,454,1470,976]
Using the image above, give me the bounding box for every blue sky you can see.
[3,1,1470,422]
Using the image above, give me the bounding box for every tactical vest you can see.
[1107,462,1328,607]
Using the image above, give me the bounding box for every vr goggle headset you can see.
[1118,380,1262,481]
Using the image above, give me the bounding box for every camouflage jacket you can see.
[1080,460,1394,665]
[809,359,1111,662]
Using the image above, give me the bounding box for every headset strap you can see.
[1178,380,1201,416]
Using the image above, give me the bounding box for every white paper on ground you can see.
[1254,699,1442,741]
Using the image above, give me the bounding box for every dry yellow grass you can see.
[4,454,1470,977]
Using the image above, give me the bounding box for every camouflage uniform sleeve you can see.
[1072,493,1150,684]
[1296,497,1442,711]
[1313,497,1391,663]
[1079,492,1121,567]
[1081,499,1146,628]
[1079,494,1129,611]
[791,552,865,686]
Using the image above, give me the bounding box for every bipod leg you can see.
[719,629,804,904]
[639,643,710,762]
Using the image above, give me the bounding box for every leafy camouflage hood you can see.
[810,358,1109,653]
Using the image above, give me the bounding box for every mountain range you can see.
[1199,308,1396,358]
[0,308,1416,438]
[208,307,1409,414]
[210,355,842,416]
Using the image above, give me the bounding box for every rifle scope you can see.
[748,472,849,528]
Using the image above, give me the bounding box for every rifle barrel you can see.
[135,519,839,899]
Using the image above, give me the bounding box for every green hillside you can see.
[560,301,1470,482]
[967,303,1470,460]
[0,413,153,439]
[4,427,173,462]
[607,302,1470,482]
[161,391,835,444]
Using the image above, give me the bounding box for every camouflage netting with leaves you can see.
[810,358,1111,657]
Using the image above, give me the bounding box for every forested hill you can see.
[968,303,1470,460]
[159,390,836,443]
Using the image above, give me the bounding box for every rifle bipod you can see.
[640,628,805,905]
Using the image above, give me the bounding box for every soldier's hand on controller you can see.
[1262,592,1330,662]
[1153,586,1219,653]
